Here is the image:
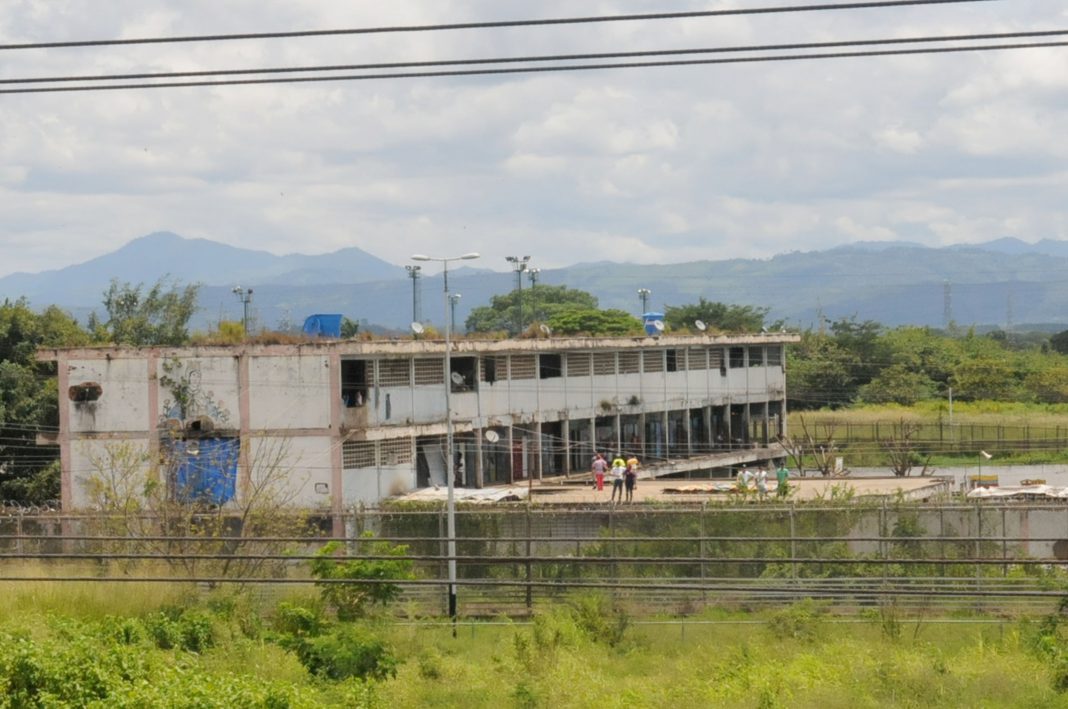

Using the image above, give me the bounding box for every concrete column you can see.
[57,353,72,511]
[475,426,485,488]
[147,352,159,475]
[238,352,252,499]
[536,422,544,481]
[562,419,571,477]
[327,353,344,536]
[507,423,516,482]
[662,410,669,459]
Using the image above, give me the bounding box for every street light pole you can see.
[411,251,480,634]
[232,286,254,335]
[527,268,541,323]
[638,288,651,315]
[505,255,530,334]
[449,293,461,333]
[405,265,422,323]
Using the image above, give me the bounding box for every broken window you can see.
[450,356,477,392]
[666,349,679,372]
[341,359,369,407]
[69,382,102,403]
[538,353,562,379]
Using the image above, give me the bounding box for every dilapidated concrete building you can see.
[39,333,798,514]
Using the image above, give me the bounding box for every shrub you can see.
[310,537,415,620]
[291,625,398,681]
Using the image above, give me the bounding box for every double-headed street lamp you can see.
[232,286,254,334]
[405,265,422,324]
[410,251,480,631]
[506,255,530,332]
[638,288,651,315]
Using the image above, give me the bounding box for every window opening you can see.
[539,353,562,379]
[341,360,368,407]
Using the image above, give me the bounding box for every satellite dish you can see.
[539,324,552,336]
[694,319,707,332]
[451,371,466,386]
[485,430,500,443]
[652,320,665,332]
[410,322,424,334]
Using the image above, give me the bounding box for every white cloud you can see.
[0,0,1065,276]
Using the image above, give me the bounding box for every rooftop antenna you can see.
[694,319,707,332]
[410,321,424,337]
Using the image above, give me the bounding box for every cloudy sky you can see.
[0,0,1065,277]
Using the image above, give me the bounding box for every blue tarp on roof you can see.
[302,313,343,338]
[173,438,238,505]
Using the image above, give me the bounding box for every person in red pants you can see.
[591,453,608,491]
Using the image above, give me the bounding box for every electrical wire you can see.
[2,39,1062,95]
[0,0,998,52]
[6,28,1061,86]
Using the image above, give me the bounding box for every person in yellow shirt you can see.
[624,454,639,502]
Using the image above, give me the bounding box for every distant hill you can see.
[0,231,404,305]
[5,232,1068,332]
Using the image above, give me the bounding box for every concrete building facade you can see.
[39,333,798,515]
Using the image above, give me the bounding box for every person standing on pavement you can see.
[609,458,626,503]
[591,453,608,491]
[776,462,791,498]
[624,455,638,503]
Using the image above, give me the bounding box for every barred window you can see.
[510,354,536,380]
[729,347,745,369]
[642,350,663,373]
[481,356,506,383]
[749,346,764,367]
[379,438,413,465]
[377,359,411,387]
[566,353,591,377]
[618,351,640,374]
[593,352,616,376]
[342,441,375,469]
[688,348,708,370]
[710,348,724,370]
[414,358,444,385]
[767,346,782,366]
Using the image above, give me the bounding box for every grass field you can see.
[788,402,1068,468]
[2,577,1068,708]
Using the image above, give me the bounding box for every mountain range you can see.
[3,231,1067,332]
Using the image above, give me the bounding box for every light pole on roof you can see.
[410,251,480,634]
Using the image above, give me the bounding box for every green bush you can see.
[291,625,398,681]
[310,537,415,621]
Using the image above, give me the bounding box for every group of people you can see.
[737,463,792,499]
[590,452,640,503]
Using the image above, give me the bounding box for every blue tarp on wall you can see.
[302,314,343,338]
[173,438,239,505]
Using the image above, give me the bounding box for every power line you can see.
[6,28,1063,86]
[2,39,1062,95]
[0,0,997,52]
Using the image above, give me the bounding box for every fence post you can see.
[699,502,707,604]
[789,503,798,582]
[525,505,533,611]
[1001,508,1008,577]
[438,506,447,617]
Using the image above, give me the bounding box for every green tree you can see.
[340,317,360,338]
[1050,330,1068,356]
[0,299,89,504]
[466,285,598,334]
[858,364,936,406]
[97,277,199,346]
[786,333,858,409]
[547,307,643,336]
[663,298,768,333]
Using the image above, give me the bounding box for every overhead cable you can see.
[0,0,997,51]
[1,39,1063,95]
[4,28,1062,86]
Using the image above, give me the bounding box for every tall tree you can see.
[97,277,200,346]
[0,299,89,504]
[465,285,598,334]
[663,298,768,333]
